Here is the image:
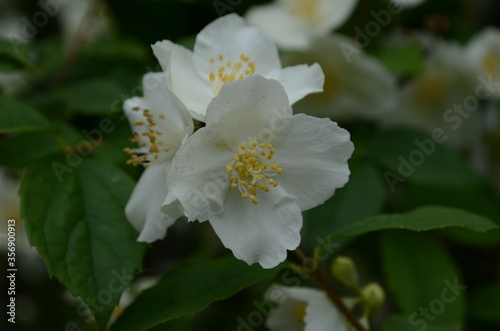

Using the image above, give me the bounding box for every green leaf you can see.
[20,155,146,330]
[400,183,500,225]
[304,161,387,244]
[110,255,281,331]
[0,131,58,168]
[470,282,500,324]
[56,78,123,115]
[439,227,500,248]
[396,183,500,247]
[0,123,82,168]
[374,44,425,75]
[0,95,51,133]
[336,206,498,238]
[91,117,135,166]
[380,232,466,323]
[0,39,28,72]
[369,129,482,189]
[82,39,148,62]
[381,315,462,331]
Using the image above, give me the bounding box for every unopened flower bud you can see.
[331,256,359,289]
[361,282,385,311]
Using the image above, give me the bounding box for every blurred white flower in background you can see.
[0,0,26,42]
[152,14,324,121]
[0,168,42,274]
[246,0,358,50]
[0,168,21,223]
[265,285,348,331]
[283,34,398,121]
[466,26,500,99]
[58,0,112,49]
[0,0,32,96]
[385,39,483,149]
[0,72,31,96]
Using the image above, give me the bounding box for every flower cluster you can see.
[123,14,354,269]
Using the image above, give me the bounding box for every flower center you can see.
[310,63,342,104]
[293,304,307,324]
[124,106,170,167]
[288,0,318,23]
[226,141,282,204]
[412,76,447,113]
[482,50,500,78]
[208,53,256,96]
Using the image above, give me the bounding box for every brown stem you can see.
[294,248,366,331]
[51,3,103,88]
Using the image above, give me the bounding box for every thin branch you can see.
[51,2,104,87]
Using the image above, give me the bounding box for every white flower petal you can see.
[123,96,148,127]
[204,75,293,146]
[267,63,324,105]
[466,27,500,96]
[208,187,302,269]
[141,72,194,148]
[193,14,281,77]
[265,285,348,331]
[125,163,175,243]
[266,297,305,331]
[247,0,358,50]
[272,114,354,211]
[151,40,178,75]
[152,40,213,121]
[161,189,184,220]
[305,292,348,331]
[165,129,233,222]
[246,3,313,50]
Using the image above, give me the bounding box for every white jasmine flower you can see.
[152,14,324,121]
[246,0,358,50]
[265,285,348,331]
[123,73,193,243]
[284,35,398,121]
[466,27,500,98]
[162,75,353,268]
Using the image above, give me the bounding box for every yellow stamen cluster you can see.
[288,0,318,22]
[413,76,447,113]
[482,50,500,78]
[124,106,169,167]
[226,141,282,204]
[208,53,256,95]
[310,63,342,104]
[293,304,307,324]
